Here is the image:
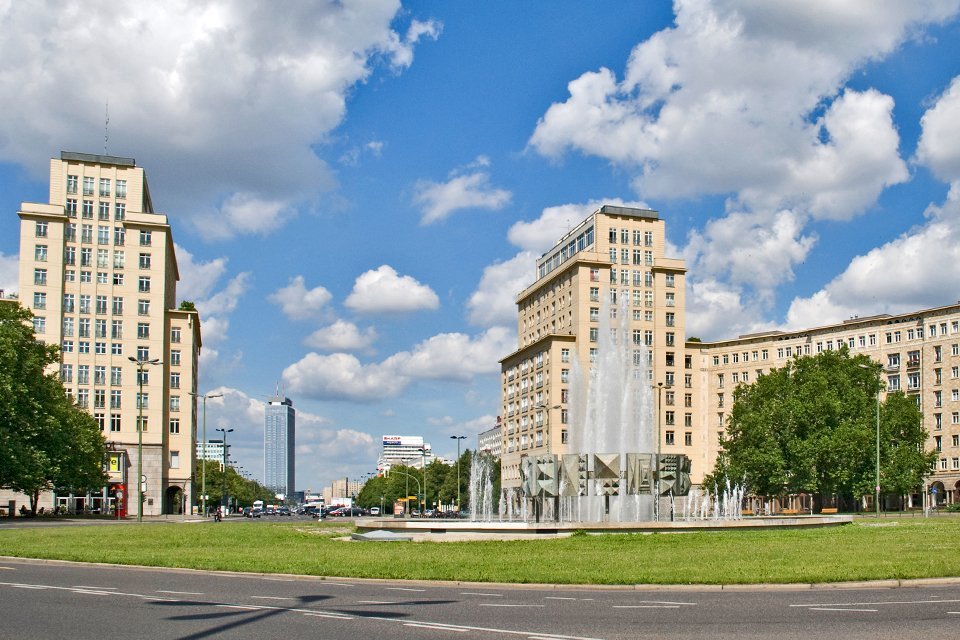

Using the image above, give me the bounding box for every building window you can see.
[170,350,181,366]
[170,418,180,434]
[140,230,152,246]
[684,432,692,446]
[82,200,94,218]
[139,253,151,269]
[32,292,46,310]
[138,276,150,292]
[34,268,47,285]
[170,396,180,412]
[137,323,150,339]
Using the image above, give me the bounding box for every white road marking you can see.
[303,612,353,620]
[74,585,117,590]
[791,598,960,608]
[216,604,263,611]
[404,622,469,632]
[323,582,356,587]
[357,600,395,604]
[630,600,696,606]
[479,603,546,608]
[0,567,17,571]
[386,587,426,592]
[251,595,293,600]
[612,605,680,609]
[157,590,204,595]
[544,597,578,600]
[809,607,878,612]
[462,592,503,597]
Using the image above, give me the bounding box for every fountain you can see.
[358,296,850,535]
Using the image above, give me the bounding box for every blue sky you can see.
[2,1,960,493]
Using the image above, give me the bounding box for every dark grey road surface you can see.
[1,557,959,639]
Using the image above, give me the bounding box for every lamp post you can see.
[419,448,428,517]
[129,355,160,523]
[216,427,234,514]
[450,435,466,510]
[859,363,881,517]
[391,470,421,517]
[190,391,222,517]
[655,382,664,523]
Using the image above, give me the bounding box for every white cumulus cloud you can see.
[268,275,333,321]
[283,327,513,402]
[344,265,439,314]
[305,320,378,353]
[413,157,512,225]
[0,1,439,237]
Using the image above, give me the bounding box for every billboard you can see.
[382,435,424,447]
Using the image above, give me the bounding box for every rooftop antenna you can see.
[104,100,109,155]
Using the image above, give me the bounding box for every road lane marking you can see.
[386,587,426,592]
[405,622,469,632]
[323,582,356,587]
[216,604,263,611]
[809,607,878,612]
[791,599,960,608]
[462,592,503,597]
[251,595,293,600]
[0,567,17,571]
[544,597,577,600]
[74,585,117,590]
[613,605,680,609]
[157,590,204,595]
[357,600,396,604]
[304,612,353,620]
[479,603,545,608]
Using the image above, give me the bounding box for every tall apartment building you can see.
[16,151,200,516]
[264,392,295,499]
[499,205,692,490]
[692,304,960,505]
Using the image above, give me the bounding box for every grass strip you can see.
[1,518,958,585]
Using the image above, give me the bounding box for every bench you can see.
[781,508,800,515]
[741,509,754,516]
[821,508,838,514]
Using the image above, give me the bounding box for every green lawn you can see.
[1,518,958,585]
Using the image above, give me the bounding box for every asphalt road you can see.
[1,557,959,640]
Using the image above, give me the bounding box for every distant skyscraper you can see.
[264,392,295,499]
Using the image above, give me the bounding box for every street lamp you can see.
[655,382,664,522]
[417,447,429,516]
[216,427,234,514]
[390,470,421,517]
[129,355,161,523]
[450,435,466,509]
[189,391,222,517]
[859,363,881,517]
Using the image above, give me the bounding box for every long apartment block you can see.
[16,151,200,516]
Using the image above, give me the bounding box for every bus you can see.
[252,500,264,515]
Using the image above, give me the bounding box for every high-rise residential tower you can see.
[264,392,295,499]
[16,151,201,516]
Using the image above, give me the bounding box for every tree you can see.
[707,347,932,509]
[178,301,196,311]
[0,302,107,513]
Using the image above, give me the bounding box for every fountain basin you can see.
[354,514,853,538]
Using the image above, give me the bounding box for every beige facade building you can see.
[692,304,960,504]
[16,151,200,516]
[499,205,692,489]
[500,204,959,505]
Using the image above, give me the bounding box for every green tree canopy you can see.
[707,347,933,506]
[0,302,107,512]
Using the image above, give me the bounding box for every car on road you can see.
[369,507,380,516]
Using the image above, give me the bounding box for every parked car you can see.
[277,507,291,516]
[369,507,380,516]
